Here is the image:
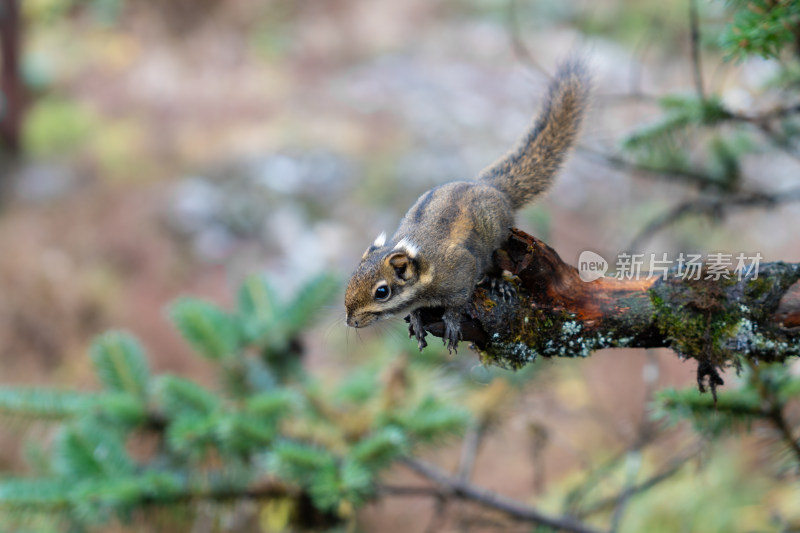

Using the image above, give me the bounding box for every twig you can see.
[750,362,800,468]
[628,22,653,99]
[380,484,441,497]
[769,406,800,468]
[577,145,731,191]
[637,351,661,441]
[401,457,608,533]
[577,444,702,517]
[528,422,548,495]
[562,421,662,517]
[425,493,450,533]
[688,0,705,101]
[753,121,800,164]
[627,186,800,251]
[506,0,547,77]
[583,19,660,107]
[604,356,663,531]
[729,103,800,124]
[458,421,487,483]
[563,448,632,516]
[593,92,660,106]
[608,451,641,533]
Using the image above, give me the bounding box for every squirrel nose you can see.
[345,314,358,328]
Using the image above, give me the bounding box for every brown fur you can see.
[345,58,591,351]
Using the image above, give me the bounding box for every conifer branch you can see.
[628,186,800,251]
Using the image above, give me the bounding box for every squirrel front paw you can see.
[407,310,428,351]
[441,309,463,354]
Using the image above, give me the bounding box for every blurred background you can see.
[1,0,800,531]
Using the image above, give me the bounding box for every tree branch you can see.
[417,229,800,379]
[688,0,705,101]
[506,0,546,77]
[401,457,607,533]
[457,420,487,483]
[577,146,735,192]
[576,444,702,518]
[627,186,800,251]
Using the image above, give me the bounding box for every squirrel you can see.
[344,58,591,353]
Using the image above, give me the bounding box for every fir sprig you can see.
[0,272,472,529]
[720,0,800,60]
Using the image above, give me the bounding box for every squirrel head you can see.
[345,235,428,328]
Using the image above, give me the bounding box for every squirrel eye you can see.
[374,285,391,301]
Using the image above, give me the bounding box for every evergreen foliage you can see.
[0,273,472,530]
[634,2,800,472]
[169,299,240,361]
[621,2,800,194]
[0,389,99,420]
[89,331,150,397]
[655,362,800,445]
[719,0,800,60]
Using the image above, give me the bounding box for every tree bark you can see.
[417,229,800,384]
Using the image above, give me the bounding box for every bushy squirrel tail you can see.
[477,58,591,210]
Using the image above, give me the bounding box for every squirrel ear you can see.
[386,252,416,281]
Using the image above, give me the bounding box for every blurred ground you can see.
[1,0,800,531]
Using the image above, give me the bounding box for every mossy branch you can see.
[417,229,800,384]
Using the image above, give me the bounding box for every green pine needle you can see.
[624,95,732,152]
[720,0,800,60]
[217,413,277,453]
[93,392,148,428]
[53,422,134,479]
[265,441,337,485]
[313,458,372,510]
[654,387,764,436]
[90,331,150,398]
[245,389,296,419]
[237,274,281,342]
[0,478,73,509]
[350,428,408,470]
[333,368,380,405]
[283,273,340,337]
[169,298,241,360]
[166,414,222,456]
[156,375,221,418]
[394,397,470,443]
[0,388,98,421]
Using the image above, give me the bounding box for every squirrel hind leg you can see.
[407,310,428,351]
[441,308,463,354]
